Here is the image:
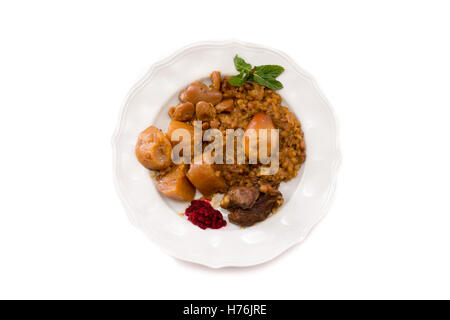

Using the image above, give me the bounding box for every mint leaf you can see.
[253,65,285,78]
[229,74,246,86]
[234,55,252,73]
[228,55,284,90]
[251,73,284,90]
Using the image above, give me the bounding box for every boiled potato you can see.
[135,125,172,170]
[244,113,277,159]
[166,120,194,146]
[186,162,226,196]
[157,165,195,201]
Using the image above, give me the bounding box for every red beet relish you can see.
[184,200,227,230]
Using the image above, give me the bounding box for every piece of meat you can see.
[228,190,283,227]
[220,186,259,210]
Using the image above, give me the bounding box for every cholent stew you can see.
[135,56,306,229]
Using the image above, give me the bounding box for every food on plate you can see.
[220,186,260,210]
[156,164,195,201]
[227,189,283,227]
[244,112,277,158]
[209,71,221,91]
[195,101,216,121]
[227,55,284,90]
[179,81,222,105]
[215,99,234,113]
[168,102,195,121]
[135,55,306,228]
[135,125,172,170]
[186,162,227,196]
[166,120,194,146]
[185,200,227,230]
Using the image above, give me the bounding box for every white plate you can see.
[112,40,341,268]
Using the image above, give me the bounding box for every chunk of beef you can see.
[228,190,283,227]
[221,186,259,210]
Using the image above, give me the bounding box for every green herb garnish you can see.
[228,55,285,90]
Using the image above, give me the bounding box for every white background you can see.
[1,0,449,300]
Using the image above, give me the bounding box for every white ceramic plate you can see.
[112,40,340,268]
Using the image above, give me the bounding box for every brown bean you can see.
[215,99,234,113]
[179,81,222,105]
[210,71,221,91]
[169,102,194,121]
[196,101,216,121]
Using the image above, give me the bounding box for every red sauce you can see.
[185,200,227,230]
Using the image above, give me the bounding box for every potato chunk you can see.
[186,162,226,196]
[157,165,195,202]
[135,125,172,170]
[244,113,277,159]
[166,120,194,146]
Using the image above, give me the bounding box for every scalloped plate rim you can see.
[112,39,341,268]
